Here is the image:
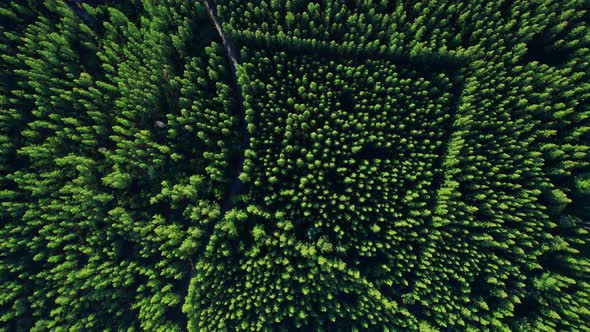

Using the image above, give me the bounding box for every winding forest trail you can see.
[185,0,249,298]
[201,0,249,215]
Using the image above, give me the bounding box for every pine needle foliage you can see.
[1,0,589,330]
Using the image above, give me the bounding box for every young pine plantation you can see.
[1,0,589,331]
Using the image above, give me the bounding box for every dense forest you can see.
[1,0,588,331]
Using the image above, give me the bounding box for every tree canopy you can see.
[1,0,588,331]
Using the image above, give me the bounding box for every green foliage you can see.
[1,0,589,331]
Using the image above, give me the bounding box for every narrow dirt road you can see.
[201,0,250,215]
[185,0,250,299]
